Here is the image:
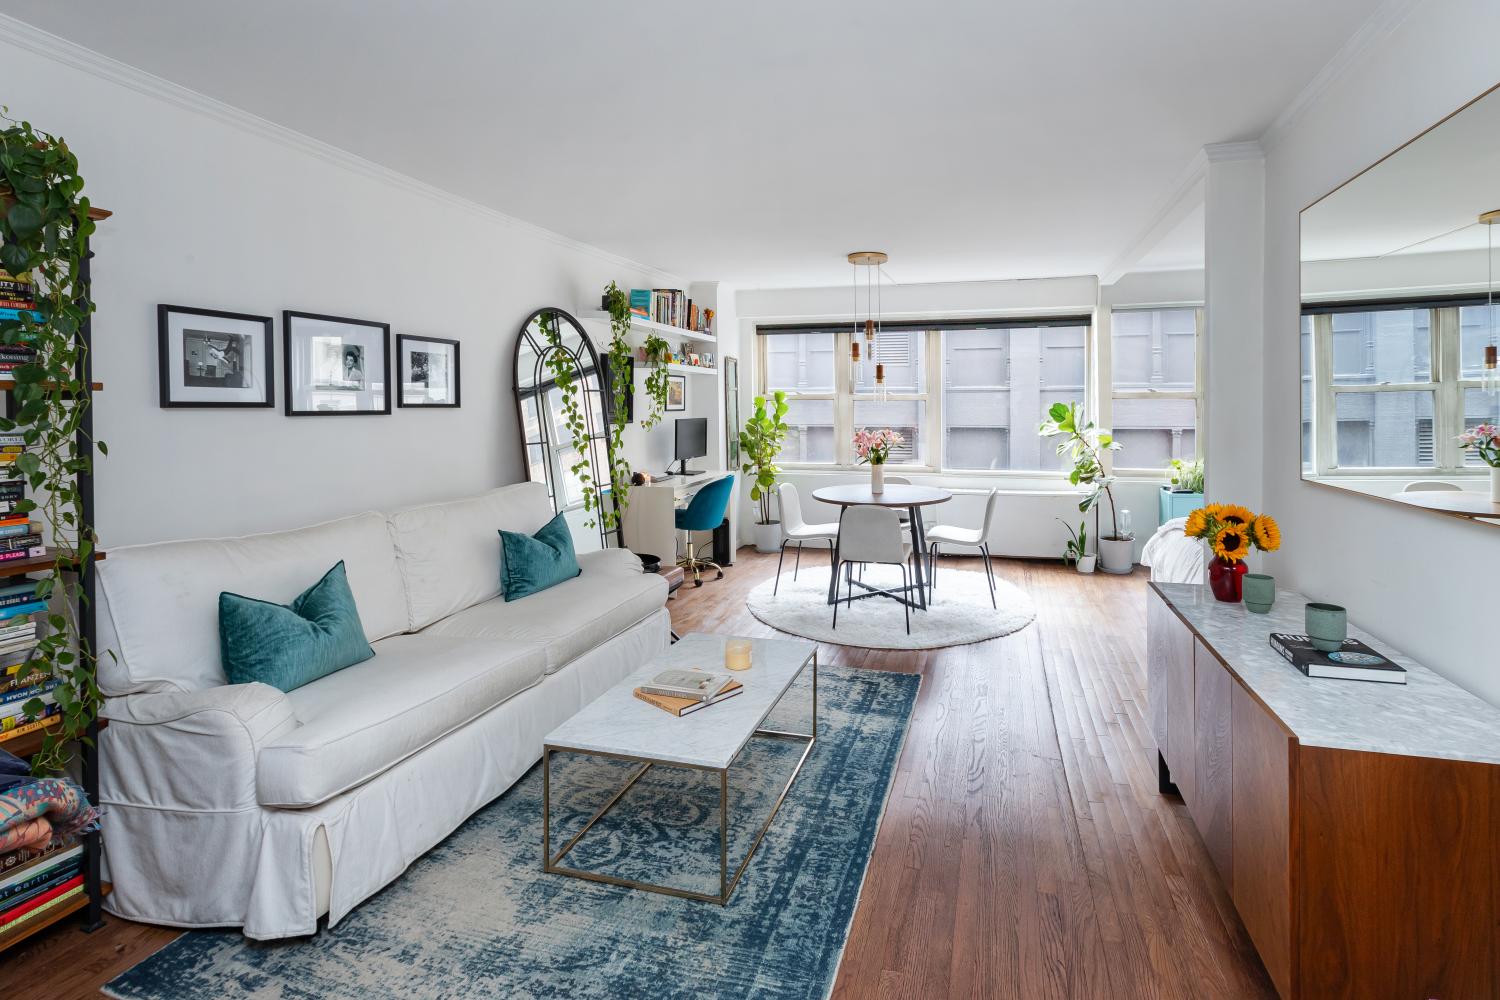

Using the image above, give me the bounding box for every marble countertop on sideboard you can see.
[1153,583,1500,765]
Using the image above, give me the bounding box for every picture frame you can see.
[283,311,391,416]
[665,374,686,411]
[157,304,274,408]
[396,334,460,408]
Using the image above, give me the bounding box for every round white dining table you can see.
[810,483,953,608]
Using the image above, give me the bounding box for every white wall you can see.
[0,38,683,548]
[1261,0,1500,706]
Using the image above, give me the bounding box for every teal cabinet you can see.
[1160,486,1204,524]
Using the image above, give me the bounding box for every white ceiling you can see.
[1132,202,1205,273]
[3,0,1384,287]
[1301,84,1500,262]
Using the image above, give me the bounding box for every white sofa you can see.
[94,483,669,940]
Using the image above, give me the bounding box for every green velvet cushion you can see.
[500,513,580,601]
[219,561,375,691]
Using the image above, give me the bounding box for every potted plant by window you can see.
[1057,518,1095,573]
[740,390,790,552]
[1038,402,1134,574]
[1160,458,1205,523]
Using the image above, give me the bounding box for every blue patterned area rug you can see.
[104,664,919,1000]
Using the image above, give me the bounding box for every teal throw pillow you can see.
[219,561,374,692]
[500,512,581,601]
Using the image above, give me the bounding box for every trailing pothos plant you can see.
[598,282,635,527]
[0,111,104,775]
[638,330,672,430]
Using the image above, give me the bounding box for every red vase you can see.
[1208,556,1248,603]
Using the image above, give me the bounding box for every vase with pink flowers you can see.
[853,427,903,493]
[1455,424,1500,501]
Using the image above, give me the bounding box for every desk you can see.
[620,471,732,565]
[812,484,952,607]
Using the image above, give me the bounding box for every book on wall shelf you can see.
[623,288,714,335]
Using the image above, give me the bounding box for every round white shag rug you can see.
[747,563,1036,649]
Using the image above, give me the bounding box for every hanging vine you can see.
[0,111,103,775]
[599,282,634,528]
[639,330,672,430]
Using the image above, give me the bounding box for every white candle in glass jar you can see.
[725,639,752,671]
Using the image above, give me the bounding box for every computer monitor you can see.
[674,417,708,476]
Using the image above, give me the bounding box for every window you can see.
[1302,301,1500,475]
[756,317,1091,472]
[1109,308,1202,472]
[940,325,1087,471]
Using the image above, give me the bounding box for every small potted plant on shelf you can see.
[1057,518,1094,573]
[1161,458,1205,523]
[853,427,902,493]
[740,390,790,552]
[1038,402,1134,574]
[1456,424,1500,501]
[1183,504,1281,602]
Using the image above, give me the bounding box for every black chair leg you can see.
[774,540,789,595]
[794,541,803,580]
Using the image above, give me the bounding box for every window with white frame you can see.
[1301,300,1500,475]
[756,317,1091,472]
[1109,308,1202,472]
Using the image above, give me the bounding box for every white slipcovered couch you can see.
[94,483,669,939]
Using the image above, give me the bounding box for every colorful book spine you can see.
[0,523,33,539]
[0,885,84,935]
[0,843,81,887]
[0,621,36,640]
[0,701,57,730]
[0,875,83,929]
[0,858,82,908]
[0,549,43,564]
[0,535,44,553]
[0,681,60,710]
[0,713,57,743]
[0,308,41,322]
[0,603,46,619]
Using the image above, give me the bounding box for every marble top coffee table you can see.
[542,632,817,904]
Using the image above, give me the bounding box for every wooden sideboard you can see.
[1147,583,1500,1000]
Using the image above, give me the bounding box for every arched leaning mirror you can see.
[513,308,617,545]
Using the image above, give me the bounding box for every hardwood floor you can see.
[0,547,1278,999]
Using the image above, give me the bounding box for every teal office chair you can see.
[675,474,735,586]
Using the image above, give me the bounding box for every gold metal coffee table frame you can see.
[542,652,817,905]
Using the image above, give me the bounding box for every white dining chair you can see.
[1403,481,1462,492]
[833,506,914,635]
[774,484,840,595]
[923,488,999,608]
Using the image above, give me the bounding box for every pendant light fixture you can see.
[849,251,888,399]
[1482,211,1500,396]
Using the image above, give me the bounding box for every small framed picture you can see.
[158,305,274,408]
[284,311,390,416]
[665,374,686,411]
[396,335,459,407]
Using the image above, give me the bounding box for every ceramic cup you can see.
[1305,602,1347,652]
[1242,574,1275,614]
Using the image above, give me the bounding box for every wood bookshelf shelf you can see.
[0,881,112,953]
[0,717,109,760]
[0,549,105,580]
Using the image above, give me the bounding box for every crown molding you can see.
[1203,141,1265,162]
[1100,150,1208,286]
[1258,0,1428,153]
[0,14,686,287]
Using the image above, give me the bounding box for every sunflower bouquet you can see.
[1183,504,1281,563]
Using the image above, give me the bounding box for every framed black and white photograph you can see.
[665,374,686,411]
[284,311,390,415]
[157,305,274,408]
[396,335,460,407]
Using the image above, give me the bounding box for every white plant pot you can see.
[753,520,782,554]
[870,464,885,493]
[1098,537,1134,575]
[1491,466,1500,502]
[1076,555,1097,574]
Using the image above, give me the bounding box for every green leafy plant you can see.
[1169,458,1204,494]
[539,311,609,531]
[739,390,789,525]
[1057,518,1088,568]
[638,331,671,430]
[0,111,103,774]
[599,282,635,527]
[1038,401,1126,540]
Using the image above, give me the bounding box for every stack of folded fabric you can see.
[0,749,100,936]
